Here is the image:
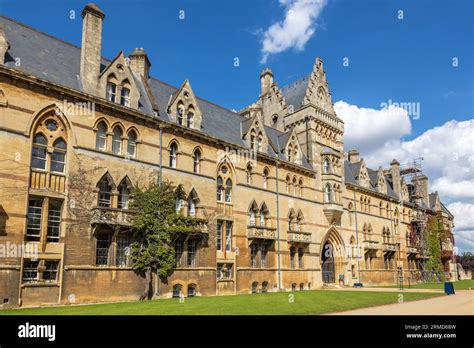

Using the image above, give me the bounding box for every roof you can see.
[280,75,309,110]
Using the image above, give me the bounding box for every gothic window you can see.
[290,246,296,269]
[187,239,196,267]
[298,248,304,268]
[251,281,258,293]
[262,168,269,189]
[288,145,293,162]
[106,76,117,103]
[96,234,111,266]
[257,132,263,151]
[97,174,113,208]
[169,142,178,168]
[31,133,47,170]
[225,221,232,251]
[192,148,201,173]
[288,209,296,231]
[225,179,232,203]
[51,138,67,173]
[112,126,123,155]
[286,175,291,194]
[187,107,194,128]
[120,85,131,107]
[296,210,304,232]
[348,202,354,226]
[246,163,252,185]
[217,176,224,202]
[323,157,330,174]
[172,284,182,298]
[177,103,184,126]
[117,178,131,210]
[116,235,130,267]
[298,178,303,197]
[127,130,137,158]
[96,121,107,151]
[249,201,258,226]
[262,281,269,293]
[250,244,258,268]
[292,176,297,196]
[259,244,268,268]
[175,240,183,267]
[250,129,256,151]
[187,284,196,297]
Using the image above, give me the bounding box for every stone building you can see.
[0,4,455,307]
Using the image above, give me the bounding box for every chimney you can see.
[80,3,105,94]
[412,175,429,207]
[390,159,401,197]
[0,27,10,65]
[129,48,151,79]
[260,68,273,96]
[348,150,359,164]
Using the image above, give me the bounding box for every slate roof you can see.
[280,75,309,110]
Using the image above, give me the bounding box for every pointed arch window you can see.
[51,138,67,173]
[286,176,291,194]
[187,109,194,128]
[169,142,178,168]
[250,130,256,151]
[192,149,201,173]
[118,179,131,210]
[225,179,232,203]
[106,82,117,102]
[217,176,224,202]
[97,176,113,208]
[188,190,199,217]
[112,127,123,155]
[127,130,137,158]
[120,86,130,107]
[260,204,269,227]
[31,133,47,170]
[96,121,107,151]
[262,168,269,189]
[249,202,258,226]
[257,132,263,151]
[323,157,330,174]
[177,103,184,126]
[246,163,252,185]
[292,177,297,196]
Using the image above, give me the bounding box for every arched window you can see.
[288,145,293,162]
[127,130,137,158]
[251,281,258,294]
[298,178,303,197]
[286,176,291,194]
[250,130,256,150]
[288,209,295,231]
[187,284,196,297]
[216,176,224,202]
[120,86,131,107]
[386,203,390,218]
[225,179,232,203]
[106,78,117,102]
[260,204,269,227]
[112,126,123,155]
[348,202,354,226]
[249,201,258,226]
[50,138,66,173]
[262,281,269,293]
[292,177,297,196]
[246,163,252,185]
[97,176,113,208]
[262,168,268,189]
[291,283,297,291]
[188,189,199,217]
[177,103,184,126]
[187,108,194,128]
[296,210,304,231]
[257,132,263,151]
[117,178,131,210]
[96,121,107,151]
[31,133,48,170]
[323,157,330,174]
[192,149,201,173]
[324,184,332,202]
[172,284,182,298]
[169,142,178,168]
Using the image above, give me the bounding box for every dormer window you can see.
[187,111,194,128]
[120,87,130,107]
[177,104,184,126]
[258,133,263,151]
[106,82,116,102]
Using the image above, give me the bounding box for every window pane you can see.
[31,146,46,170]
[51,151,66,173]
[116,235,130,266]
[22,260,39,283]
[27,199,42,241]
[43,261,59,282]
[187,240,196,267]
[175,241,183,267]
[47,200,62,242]
[225,222,232,251]
[216,221,222,251]
[96,234,110,265]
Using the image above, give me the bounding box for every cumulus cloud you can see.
[335,100,474,252]
[260,0,327,63]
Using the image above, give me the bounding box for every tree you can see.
[423,214,449,281]
[456,252,474,271]
[129,181,206,300]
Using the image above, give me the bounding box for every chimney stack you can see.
[348,150,359,164]
[80,3,105,94]
[129,48,151,80]
[390,159,401,198]
[0,27,10,65]
[412,175,429,207]
[260,68,273,96]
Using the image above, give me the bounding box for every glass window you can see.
[98,178,111,207]
[250,244,257,268]
[262,171,268,189]
[43,261,59,282]
[249,209,255,226]
[177,106,184,126]
[323,158,330,174]
[216,221,222,251]
[22,260,39,283]
[106,82,116,102]
[172,285,182,298]
[50,138,67,173]
[187,285,196,297]
[47,200,62,242]
[260,244,267,268]
[31,134,47,170]
[262,281,268,293]
[225,222,232,252]
[120,87,130,107]
[325,184,332,202]
[116,235,130,267]
[188,197,196,217]
[259,210,265,226]
[26,198,43,241]
[192,150,201,173]
[112,127,122,154]
[127,131,137,158]
[187,239,196,267]
[96,122,107,151]
[169,143,177,168]
[187,111,194,128]
[298,248,304,268]
[96,234,110,266]
[118,182,130,210]
[216,177,223,202]
[225,179,232,203]
[175,240,183,267]
[251,281,258,294]
[290,246,295,269]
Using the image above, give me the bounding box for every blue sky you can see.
[1,0,473,252]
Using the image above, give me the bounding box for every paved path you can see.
[322,286,443,293]
[329,290,473,315]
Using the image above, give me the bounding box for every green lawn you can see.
[0,290,442,315]
[380,279,474,290]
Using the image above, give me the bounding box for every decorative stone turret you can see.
[390,159,401,198]
[348,150,359,164]
[80,3,105,94]
[260,68,273,96]
[129,47,151,80]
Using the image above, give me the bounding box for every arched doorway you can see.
[320,228,346,284]
[322,241,335,283]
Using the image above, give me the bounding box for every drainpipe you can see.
[353,190,361,282]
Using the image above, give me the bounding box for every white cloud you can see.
[335,100,474,252]
[260,0,327,63]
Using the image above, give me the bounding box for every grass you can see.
[378,279,474,290]
[0,289,443,315]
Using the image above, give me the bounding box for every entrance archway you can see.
[322,241,335,283]
[320,228,346,284]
